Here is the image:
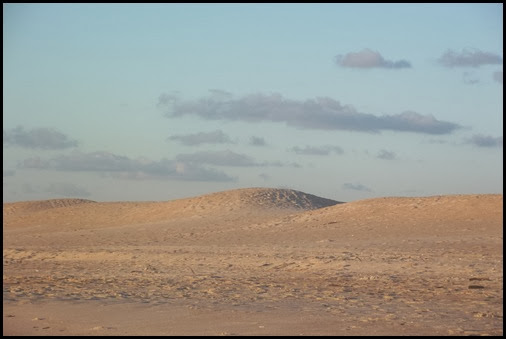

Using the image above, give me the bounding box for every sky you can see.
[3,3,503,203]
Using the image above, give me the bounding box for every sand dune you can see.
[3,188,503,336]
[2,198,96,216]
[3,188,341,230]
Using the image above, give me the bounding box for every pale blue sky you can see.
[3,3,503,202]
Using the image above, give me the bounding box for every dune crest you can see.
[3,188,341,229]
[2,198,96,216]
[180,187,342,211]
[297,193,503,222]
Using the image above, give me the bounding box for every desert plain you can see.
[3,188,503,336]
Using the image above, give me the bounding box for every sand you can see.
[3,188,503,336]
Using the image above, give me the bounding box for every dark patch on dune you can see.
[3,198,96,216]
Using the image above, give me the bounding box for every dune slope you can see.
[3,187,341,231]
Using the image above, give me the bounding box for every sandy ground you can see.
[3,188,503,336]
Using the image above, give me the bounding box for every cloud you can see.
[250,136,267,146]
[167,130,233,146]
[377,149,397,160]
[290,145,344,156]
[465,134,503,148]
[426,138,449,145]
[3,126,78,149]
[438,48,503,68]
[176,150,258,167]
[493,71,503,84]
[159,92,461,135]
[175,150,299,167]
[19,151,235,182]
[342,182,372,192]
[462,72,479,85]
[335,49,411,69]
[46,182,91,198]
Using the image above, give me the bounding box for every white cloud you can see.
[335,49,411,69]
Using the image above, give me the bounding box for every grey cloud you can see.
[377,149,397,160]
[465,134,503,148]
[438,48,503,68]
[176,150,257,167]
[167,130,233,146]
[335,49,411,69]
[50,151,137,172]
[493,71,503,84]
[290,145,344,156]
[342,182,372,192]
[159,92,460,135]
[46,182,91,198]
[19,151,235,182]
[176,150,301,168]
[133,159,235,182]
[4,126,78,149]
[250,136,267,146]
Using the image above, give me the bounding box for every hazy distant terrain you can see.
[3,188,503,335]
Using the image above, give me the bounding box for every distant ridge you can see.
[3,188,342,228]
[3,198,96,216]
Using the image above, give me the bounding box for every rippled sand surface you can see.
[3,188,503,335]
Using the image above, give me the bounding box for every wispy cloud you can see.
[377,149,397,160]
[159,92,461,135]
[426,138,449,145]
[342,182,372,192]
[175,150,300,168]
[438,48,503,68]
[167,130,233,146]
[289,145,344,156]
[19,151,235,182]
[462,71,480,85]
[493,71,503,84]
[465,134,503,148]
[176,150,258,167]
[249,136,267,146]
[4,126,78,150]
[335,49,411,69]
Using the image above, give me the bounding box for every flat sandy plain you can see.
[3,188,503,336]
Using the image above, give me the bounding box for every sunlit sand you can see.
[3,188,503,335]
